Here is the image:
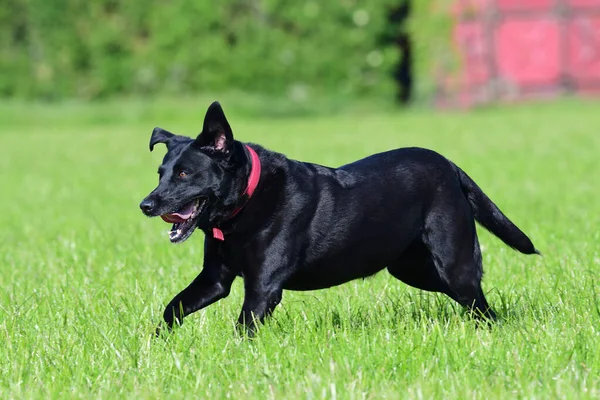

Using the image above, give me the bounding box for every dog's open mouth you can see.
[160,197,208,243]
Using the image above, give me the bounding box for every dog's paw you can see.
[154,322,174,339]
[155,324,163,338]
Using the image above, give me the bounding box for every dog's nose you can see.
[140,199,156,215]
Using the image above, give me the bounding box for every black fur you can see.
[140,101,539,335]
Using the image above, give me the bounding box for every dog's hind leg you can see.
[387,238,453,295]
[422,201,497,321]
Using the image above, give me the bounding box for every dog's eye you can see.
[178,171,188,178]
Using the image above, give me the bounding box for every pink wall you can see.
[437,0,600,107]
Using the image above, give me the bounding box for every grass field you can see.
[1,98,599,399]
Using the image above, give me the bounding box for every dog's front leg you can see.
[237,254,289,335]
[158,239,236,335]
[237,284,283,336]
[159,263,235,334]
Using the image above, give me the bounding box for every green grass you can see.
[1,98,599,399]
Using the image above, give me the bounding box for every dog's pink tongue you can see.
[160,202,195,224]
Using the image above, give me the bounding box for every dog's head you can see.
[140,101,249,243]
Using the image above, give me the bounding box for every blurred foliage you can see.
[409,0,455,102]
[0,0,452,103]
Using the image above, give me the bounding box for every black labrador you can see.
[140,101,538,334]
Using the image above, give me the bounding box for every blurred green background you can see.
[0,0,451,106]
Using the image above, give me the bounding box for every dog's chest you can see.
[218,240,253,277]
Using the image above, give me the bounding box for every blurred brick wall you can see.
[436,0,600,108]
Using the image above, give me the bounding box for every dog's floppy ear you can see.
[149,127,175,152]
[195,101,234,155]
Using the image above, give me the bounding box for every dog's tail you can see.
[453,163,540,255]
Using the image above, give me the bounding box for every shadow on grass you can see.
[267,288,567,336]
[269,292,472,335]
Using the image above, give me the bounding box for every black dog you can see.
[140,101,538,334]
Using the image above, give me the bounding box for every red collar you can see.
[212,145,261,240]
